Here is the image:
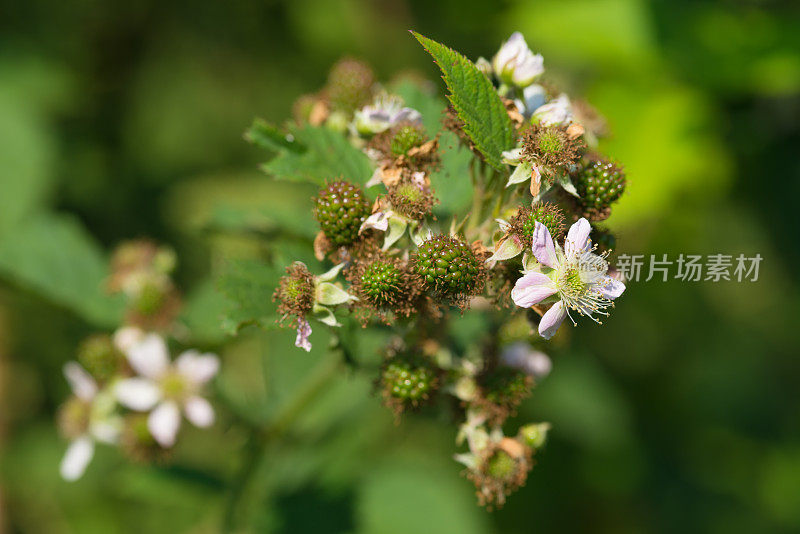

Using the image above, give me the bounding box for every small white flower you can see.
[512,218,625,339]
[492,32,544,88]
[115,334,219,448]
[532,94,573,126]
[353,94,422,135]
[60,363,121,481]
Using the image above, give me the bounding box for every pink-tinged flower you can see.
[500,342,552,379]
[511,218,625,339]
[531,94,573,126]
[295,318,312,352]
[492,32,544,88]
[114,334,219,448]
[59,363,120,481]
[353,94,422,135]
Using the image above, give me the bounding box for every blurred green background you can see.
[1,0,799,532]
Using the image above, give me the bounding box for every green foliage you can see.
[217,259,283,334]
[245,118,306,152]
[430,131,474,216]
[260,124,374,186]
[0,214,124,327]
[0,92,55,233]
[412,32,515,171]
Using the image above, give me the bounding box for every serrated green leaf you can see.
[217,259,283,335]
[0,213,125,326]
[244,118,305,153]
[261,125,373,186]
[412,32,515,171]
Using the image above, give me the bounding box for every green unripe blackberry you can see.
[468,442,532,509]
[486,450,516,480]
[522,124,584,168]
[326,58,375,113]
[360,260,403,306]
[511,202,566,246]
[313,181,370,246]
[573,159,626,221]
[386,180,436,220]
[390,124,427,156]
[382,359,437,403]
[78,334,125,383]
[274,262,316,323]
[414,235,485,298]
[134,278,167,316]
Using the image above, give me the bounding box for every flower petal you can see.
[60,436,95,481]
[486,236,523,262]
[112,326,145,353]
[531,222,558,268]
[148,401,181,448]
[175,350,220,385]
[360,211,389,233]
[316,282,356,306]
[601,276,626,299]
[511,272,557,308]
[382,215,408,250]
[125,334,170,379]
[501,148,523,165]
[63,362,97,402]
[506,160,532,186]
[184,396,215,428]
[115,378,161,411]
[316,262,345,283]
[295,318,313,351]
[565,218,591,257]
[539,301,567,339]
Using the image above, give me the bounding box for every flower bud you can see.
[518,422,550,450]
[492,32,544,88]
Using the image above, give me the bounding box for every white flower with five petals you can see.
[114,334,219,448]
[511,218,625,339]
[59,363,121,481]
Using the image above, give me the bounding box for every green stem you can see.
[221,352,344,531]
